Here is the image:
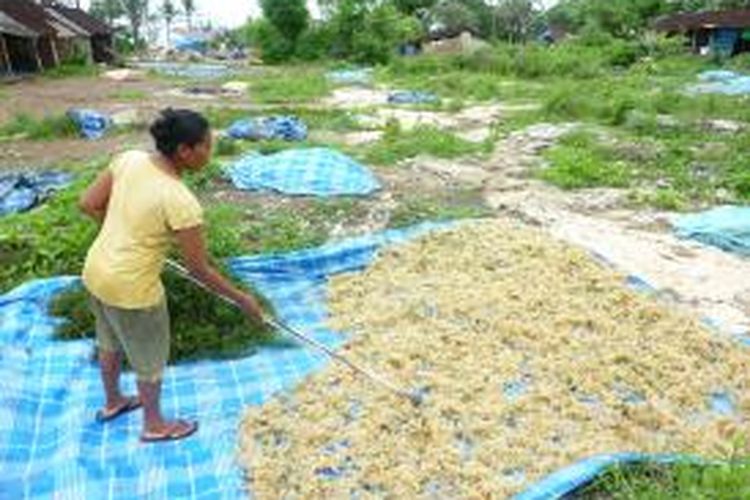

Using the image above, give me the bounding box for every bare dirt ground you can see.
[0,72,254,169]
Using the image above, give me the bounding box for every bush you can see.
[49,271,275,364]
[246,19,295,63]
[295,24,334,61]
[364,122,487,165]
[540,131,631,189]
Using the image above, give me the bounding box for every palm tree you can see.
[162,0,178,48]
[181,0,195,30]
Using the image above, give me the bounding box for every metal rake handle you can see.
[165,259,422,405]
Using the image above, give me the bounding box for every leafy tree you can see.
[89,0,124,26]
[547,0,672,38]
[392,0,438,15]
[245,19,295,62]
[121,0,150,46]
[492,0,541,43]
[427,0,482,36]
[260,0,309,45]
[352,3,422,63]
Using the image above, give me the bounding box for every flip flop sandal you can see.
[95,396,142,423]
[141,420,198,443]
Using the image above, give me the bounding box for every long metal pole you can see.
[165,259,423,405]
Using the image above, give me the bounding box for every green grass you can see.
[109,89,148,101]
[242,198,367,254]
[204,106,360,132]
[388,189,491,229]
[574,461,750,499]
[540,131,632,190]
[250,67,331,104]
[364,122,488,166]
[0,113,78,141]
[538,121,750,207]
[44,63,99,79]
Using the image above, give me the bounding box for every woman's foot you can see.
[141,420,198,443]
[96,396,142,423]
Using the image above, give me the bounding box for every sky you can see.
[79,1,321,29]
[78,0,558,31]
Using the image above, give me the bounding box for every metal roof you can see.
[44,7,88,38]
[49,5,112,36]
[654,9,750,31]
[0,11,37,37]
[0,0,56,36]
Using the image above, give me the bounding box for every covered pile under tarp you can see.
[223,148,380,197]
[66,108,113,140]
[226,116,307,142]
[240,220,750,498]
[0,171,73,216]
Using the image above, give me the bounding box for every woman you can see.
[79,108,263,442]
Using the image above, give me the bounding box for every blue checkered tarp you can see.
[0,171,74,217]
[226,116,307,142]
[0,224,439,499]
[1,222,746,499]
[223,148,380,197]
[67,109,113,140]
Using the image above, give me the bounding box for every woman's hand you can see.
[237,294,265,323]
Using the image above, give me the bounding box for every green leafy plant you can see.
[389,190,491,229]
[251,68,330,103]
[574,459,750,499]
[364,123,487,165]
[48,271,275,364]
[0,113,78,141]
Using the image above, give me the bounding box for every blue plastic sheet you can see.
[224,148,380,197]
[173,35,208,53]
[66,109,113,140]
[133,62,232,80]
[689,70,750,95]
[326,68,372,86]
[0,171,73,216]
[674,205,750,257]
[226,116,308,142]
[387,90,440,105]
